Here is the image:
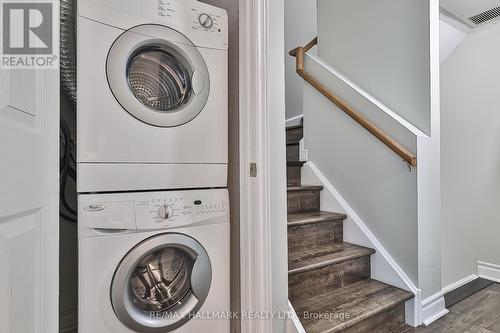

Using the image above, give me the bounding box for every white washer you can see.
[78,188,230,333]
[77,0,228,193]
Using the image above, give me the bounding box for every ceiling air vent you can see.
[441,0,500,29]
[468,6,500,26]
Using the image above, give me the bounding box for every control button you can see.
[159,0,167,4]
[159,11,167,16]
[159,5,166,10]
[157,204,173,220]
[198,13,214,29]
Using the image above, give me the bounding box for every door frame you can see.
[239,0,287,332]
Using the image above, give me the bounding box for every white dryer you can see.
[77,0,228,192]
[78,188,230,333]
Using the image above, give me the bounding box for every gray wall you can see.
[317,0,431,135]
[303,54,419,284]
[284,0,317,120]
[441,22,500,287]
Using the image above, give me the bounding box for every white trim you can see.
[239,0,273,332]
[421,292,448,326]
[286,114,303,127]
[287,301,306,333]
[303,161,422,326]
[442,274,478,294]
[299,138,308,162]
[417,1,443,322]
[307,54,428,138]
[478,261,500,283]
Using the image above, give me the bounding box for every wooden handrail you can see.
[290,38,417,167]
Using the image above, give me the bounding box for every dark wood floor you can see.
[406,283,500,332]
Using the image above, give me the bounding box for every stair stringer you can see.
[300,161,422,327]
[286,300,306,333]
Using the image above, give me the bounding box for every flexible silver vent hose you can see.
[60,0,77,107]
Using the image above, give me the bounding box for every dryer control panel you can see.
[80,0,228,50]
[142,0,228,49]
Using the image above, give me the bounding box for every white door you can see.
[0,47,59,333]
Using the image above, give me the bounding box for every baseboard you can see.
[444,276,493,308]
[302,161,421,327]
[421,292,448,326]
[286,114,303,127]
[478,261,500,283]
[442,274,478,294]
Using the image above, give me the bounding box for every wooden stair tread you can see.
[291,279,414,333]
[286,124,303,130]
[288,211,346,226]
[287,185,323,192]
[289,242,375,275]
[287,161,305,167]
[400,324,415,332]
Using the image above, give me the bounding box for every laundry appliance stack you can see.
[76,1,230,332]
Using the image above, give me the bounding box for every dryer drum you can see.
[106,24,211,128]
[127,46,193,113]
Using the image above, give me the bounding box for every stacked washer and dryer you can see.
[76,0,230,332]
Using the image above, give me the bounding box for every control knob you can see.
[157,204,174,220]
[198,13,214,29]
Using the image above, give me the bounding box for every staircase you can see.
[286,124,414,333]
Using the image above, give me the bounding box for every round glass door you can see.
[111,233,212,333]
[130,247,193,312]
[127,46,192,113]
[107,25,210,128]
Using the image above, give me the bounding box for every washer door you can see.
[111,233,212,332]
[107,25,210,127]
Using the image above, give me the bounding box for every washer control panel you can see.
[79,189,229,235]
[134,189,228,229]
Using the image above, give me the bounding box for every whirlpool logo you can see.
[1,0,58,69]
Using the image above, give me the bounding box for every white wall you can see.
[284,0,317,120]
[317,0,432,135]
[303,54,420,284]
[440,20,466,63]
[441,22,500,287]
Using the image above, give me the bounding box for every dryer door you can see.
[107,25,210,127]
[111,233,212,332]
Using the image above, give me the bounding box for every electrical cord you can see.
[60,118,77,223]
